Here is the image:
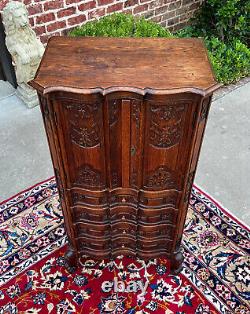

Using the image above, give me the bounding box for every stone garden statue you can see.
[2,1,45,108]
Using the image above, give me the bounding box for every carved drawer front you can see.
[109,194,137,207]
[70,191,108,208]
[75,222,110,238]
[139,191,180,208]
[111,237,136,255]
[138,208,178,224]
[77,237,110,252]
[72,206,108,224]
[137,224,174,239]
[137,239,173,252]
[110,207,137,223]
[111,222,137,238]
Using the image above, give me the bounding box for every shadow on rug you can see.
[0,178,249,313]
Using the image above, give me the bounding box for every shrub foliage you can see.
[69,12,250,84]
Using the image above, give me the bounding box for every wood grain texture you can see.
[32,37,220,274]
[30,36,221,96]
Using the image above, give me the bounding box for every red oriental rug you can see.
[0,178,249,313]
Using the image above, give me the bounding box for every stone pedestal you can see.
[16,85,39,109]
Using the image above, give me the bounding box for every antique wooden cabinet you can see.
[30,37,220,274]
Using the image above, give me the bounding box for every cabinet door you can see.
[51,92,110,258]
[137,93,200,256]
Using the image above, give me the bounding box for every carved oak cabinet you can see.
[30,37,220,274]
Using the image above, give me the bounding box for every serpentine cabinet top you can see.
[30,36,221,96]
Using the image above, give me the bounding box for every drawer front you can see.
[137,224,174,239]
[110,207,137,223]
[75,222,110,238]
[137,239,173,252]
[111,222,136,238]
[77,237,110,252]
[138,207,177,224]
[72,206,108,224]
[111,237,136,252]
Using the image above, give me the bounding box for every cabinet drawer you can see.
[138,208,177,224]
[137,224,174,239]
[77,238,110,252]
[110,207,137,223]
[137,239,173,252]
[72,206,108,223]
[112,238,136,252]
[74,222,110,238]
[111,222,136,238]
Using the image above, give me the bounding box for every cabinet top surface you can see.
[30,36,220,96]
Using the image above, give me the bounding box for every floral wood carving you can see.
[145,166,176,190]
[75,165,104,188]
[200,97,211,121]
[64,102,101,148]
[149,103,185,148]
[131,100,140,129]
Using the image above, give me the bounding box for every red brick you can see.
[107,2,123,13]
[43,0,64,11]
[34,25,46,35]
[0,0,8,11]
[36,13,56,25]
[66,0,81,4]
[150,15,163,23]
[124,0,138,7]
[40,34,49,44]
[78,1,96,11]
[67,14,87,26]
[88,8,105,19]
[46,20,66,32]
[27,3,43,15]
[168,0,181,10]
[167,16,179,25]
[97,0,113,5]
[57,7,76,19]
[24,0,32,5]
[29,17,35,27]
[133,3,148,13]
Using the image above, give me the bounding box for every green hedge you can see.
[69,13,250,85]
[69,13,173,38]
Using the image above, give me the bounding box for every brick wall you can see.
[0,0,202,44]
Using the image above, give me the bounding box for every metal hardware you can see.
[131,146,136,156]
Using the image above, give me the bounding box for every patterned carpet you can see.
[0,178,249,313]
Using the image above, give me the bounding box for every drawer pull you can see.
[122,215,126,220]
[123,230,126,234]
[122,197,126,203]
[122,244,125,248]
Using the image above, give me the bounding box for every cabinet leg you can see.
[64,245,78,273]
[170,246,184,275]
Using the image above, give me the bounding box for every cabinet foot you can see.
[170,249,184,275]
[64,245,78,273]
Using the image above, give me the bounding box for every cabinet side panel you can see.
[174,96,212,246]
[38,94,77,250]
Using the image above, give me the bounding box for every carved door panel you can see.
[52,93,106,191]
[142,94,198,193]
